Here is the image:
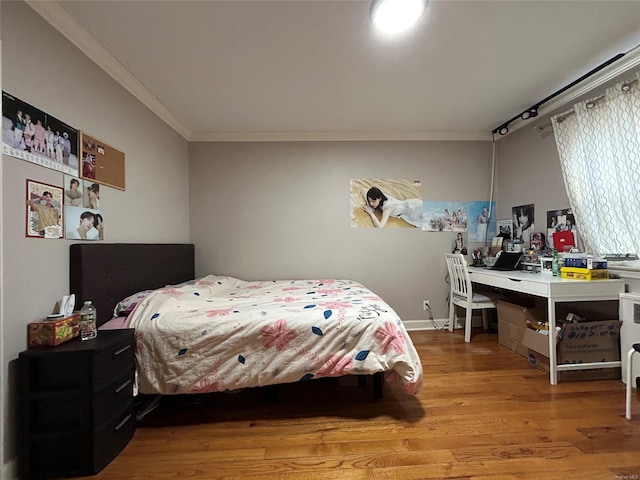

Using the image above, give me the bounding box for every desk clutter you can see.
[496,299,621,382]
[479,245,610,280]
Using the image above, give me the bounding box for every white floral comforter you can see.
[128,275,423,395]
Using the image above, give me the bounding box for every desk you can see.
[468,267,625,385]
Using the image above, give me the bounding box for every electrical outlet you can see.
[423,300,430,310]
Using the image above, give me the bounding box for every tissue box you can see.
[28,313,81,347]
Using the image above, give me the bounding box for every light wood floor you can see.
[76,329,640,480]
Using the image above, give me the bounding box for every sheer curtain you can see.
[552,72,640,257]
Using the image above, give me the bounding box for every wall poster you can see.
[467,201,496,242]
[512,204,535,246]
[350,179,423,228]
[422,201,467,232]
[2,91,79,176]
[63,174,104,241]
[81,132,125,190]
[26,179,64,239]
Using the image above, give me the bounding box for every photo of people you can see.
[512,204,535,246]
[547,208,577,249]
[468,201,496,242]
[64,175,83,207]
[452,232,468,255]
[423,201,467,232]
[497,219,512,240]
[26,179,63,239]
[65,206,104,241]
[350,179,424,228]
[2,91,79,176]
[84,181,100,210]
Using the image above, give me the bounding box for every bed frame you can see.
[69,243,195,327]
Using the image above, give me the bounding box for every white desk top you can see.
[467,266,625,300]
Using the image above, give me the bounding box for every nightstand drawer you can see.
[94,370,134,427]
[93,336,134,388]
[93,409,136,473]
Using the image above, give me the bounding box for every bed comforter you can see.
[128,275,423,395]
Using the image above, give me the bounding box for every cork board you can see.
[80,132,125,190]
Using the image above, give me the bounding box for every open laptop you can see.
[490,251,524,271]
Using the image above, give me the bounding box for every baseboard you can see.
[403,318,446,331]
[403,317,489,332]
[3,458,17,480]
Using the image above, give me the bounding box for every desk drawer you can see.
[470,272,549,296]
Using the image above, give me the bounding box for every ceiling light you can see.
[498,125,509,136]
[370,0,427,35]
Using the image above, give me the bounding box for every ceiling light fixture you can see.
[370,0,427,35]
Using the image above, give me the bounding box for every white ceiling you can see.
[29,0,640,141]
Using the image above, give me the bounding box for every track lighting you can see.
[520,106,539,120]
[491,53,625,138]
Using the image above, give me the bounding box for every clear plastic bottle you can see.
[80,300,97,340]
[551,248,560,277]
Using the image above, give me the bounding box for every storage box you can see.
[497,300,545,357]
[560,267,609,280]
[522,320,621,381]
[562,256,608,269]
[28,313,80,347]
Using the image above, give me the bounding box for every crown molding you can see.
[25,0,192,140]
[189,130,493,142]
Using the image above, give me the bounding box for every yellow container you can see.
[560,267,609,280]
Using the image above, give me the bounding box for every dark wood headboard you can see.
[70,243,195,326]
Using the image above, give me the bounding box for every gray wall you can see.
[1,2,190,476]
[189,140,494,322]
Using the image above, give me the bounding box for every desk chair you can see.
[445,253,497,343]
[626,343,640,420]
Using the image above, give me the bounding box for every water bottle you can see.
[551,248,560,277]
[80,300,97,340]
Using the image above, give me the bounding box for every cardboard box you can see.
[522,320,621,381]
[28,313,80,347]
[497,300,545,357]
[560,267,609,280]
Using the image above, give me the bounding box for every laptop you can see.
[490,251,524,271]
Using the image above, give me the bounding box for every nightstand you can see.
[18,329,136,479]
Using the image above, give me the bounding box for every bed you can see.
[70,243,423,398]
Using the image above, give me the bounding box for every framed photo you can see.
[26,179,64,239]
[80,132,125,190]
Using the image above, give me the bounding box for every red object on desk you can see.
[553,230,575,251]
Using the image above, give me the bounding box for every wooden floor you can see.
[75,329,640,480]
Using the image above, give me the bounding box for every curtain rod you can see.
[492,53,626,135]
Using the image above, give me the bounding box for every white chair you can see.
[626,343,640,420]
[445,253,497,343]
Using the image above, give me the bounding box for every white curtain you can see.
[552,72,640,257]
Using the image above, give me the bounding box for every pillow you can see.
[113,290,154,317]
